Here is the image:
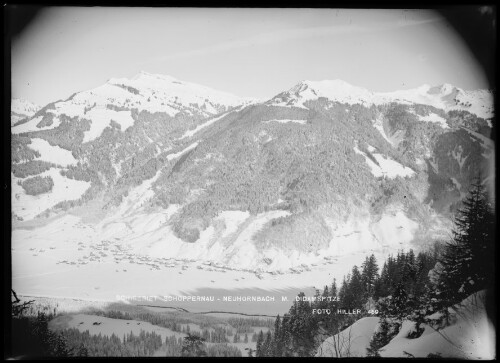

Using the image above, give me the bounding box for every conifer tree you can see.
[181,334,206,357]
[338,276,349,306]
[330,279,338,299]
[273,315,282,356]
[366,318,398,357]
[263,330,272,356]
[290,292,316,356]
[362,254,379,299]
[251,332,258,343]
[279,314,292,356]
[341,266,364,309]
[256,330,264,357]
[432,178,495,311]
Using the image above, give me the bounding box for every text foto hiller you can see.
[312,308,379,315]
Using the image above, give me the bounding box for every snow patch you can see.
[29,138,78,166]
[263,119,308,125]
[180,110,233,139]
[223,210,291,270]
[450,177,462,194]
[112,170,163,219]
[214,211,251,240]
[321,210,378,256]
[166,142,199,161]
[11,116,62,134]
[53,101,86,118]
[373,116,394,146]
[12,169,90,221]
[82,107,135,143]
[320,204,418,258]
[370,210,419,248]
[418,113,449,128]
[462,127,494,150]
[354,146,415,179]
[316,317,380,357]
[451,146,467,170]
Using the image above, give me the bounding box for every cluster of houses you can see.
[48,238,334,279]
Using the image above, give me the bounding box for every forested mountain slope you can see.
[11,74,494,272]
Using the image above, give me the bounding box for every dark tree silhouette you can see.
[432,178,495,311]
[181,334,206,357]
[10,290,74,358]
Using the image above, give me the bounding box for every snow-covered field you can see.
[49,313,185,339]
[11,195,427,316]
[11,169,91,220]
[29,138,78,166]
[316,317,380,357]
[83,107,135,143]
[353,146,415,179]
[12,210,394,315]
[45,310,270,356]
[11,115,62,134]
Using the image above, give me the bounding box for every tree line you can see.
[252,179,494,357]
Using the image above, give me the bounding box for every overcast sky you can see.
[11,7,490,106]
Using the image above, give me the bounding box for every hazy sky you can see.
[11,7,490,106]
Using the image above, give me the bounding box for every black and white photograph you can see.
[5,6,496,358]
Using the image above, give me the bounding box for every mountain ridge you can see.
[11,98,41,126]
[11,72,495,274]
[270,79,494,120]
[12,73,494,124]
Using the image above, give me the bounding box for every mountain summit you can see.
[104,71,254,116]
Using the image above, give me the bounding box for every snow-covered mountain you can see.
[270,80,494,121]
[105,71,256,115]
[11,71,254,139]
[11,98,40,126]
[11,74,494,278]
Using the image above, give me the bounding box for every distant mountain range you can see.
[270,80,493,121]
[11,98,41,126]
[11,72,495,272]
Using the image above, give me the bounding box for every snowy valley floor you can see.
[11,213,398,316]
[11,212,496,359]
